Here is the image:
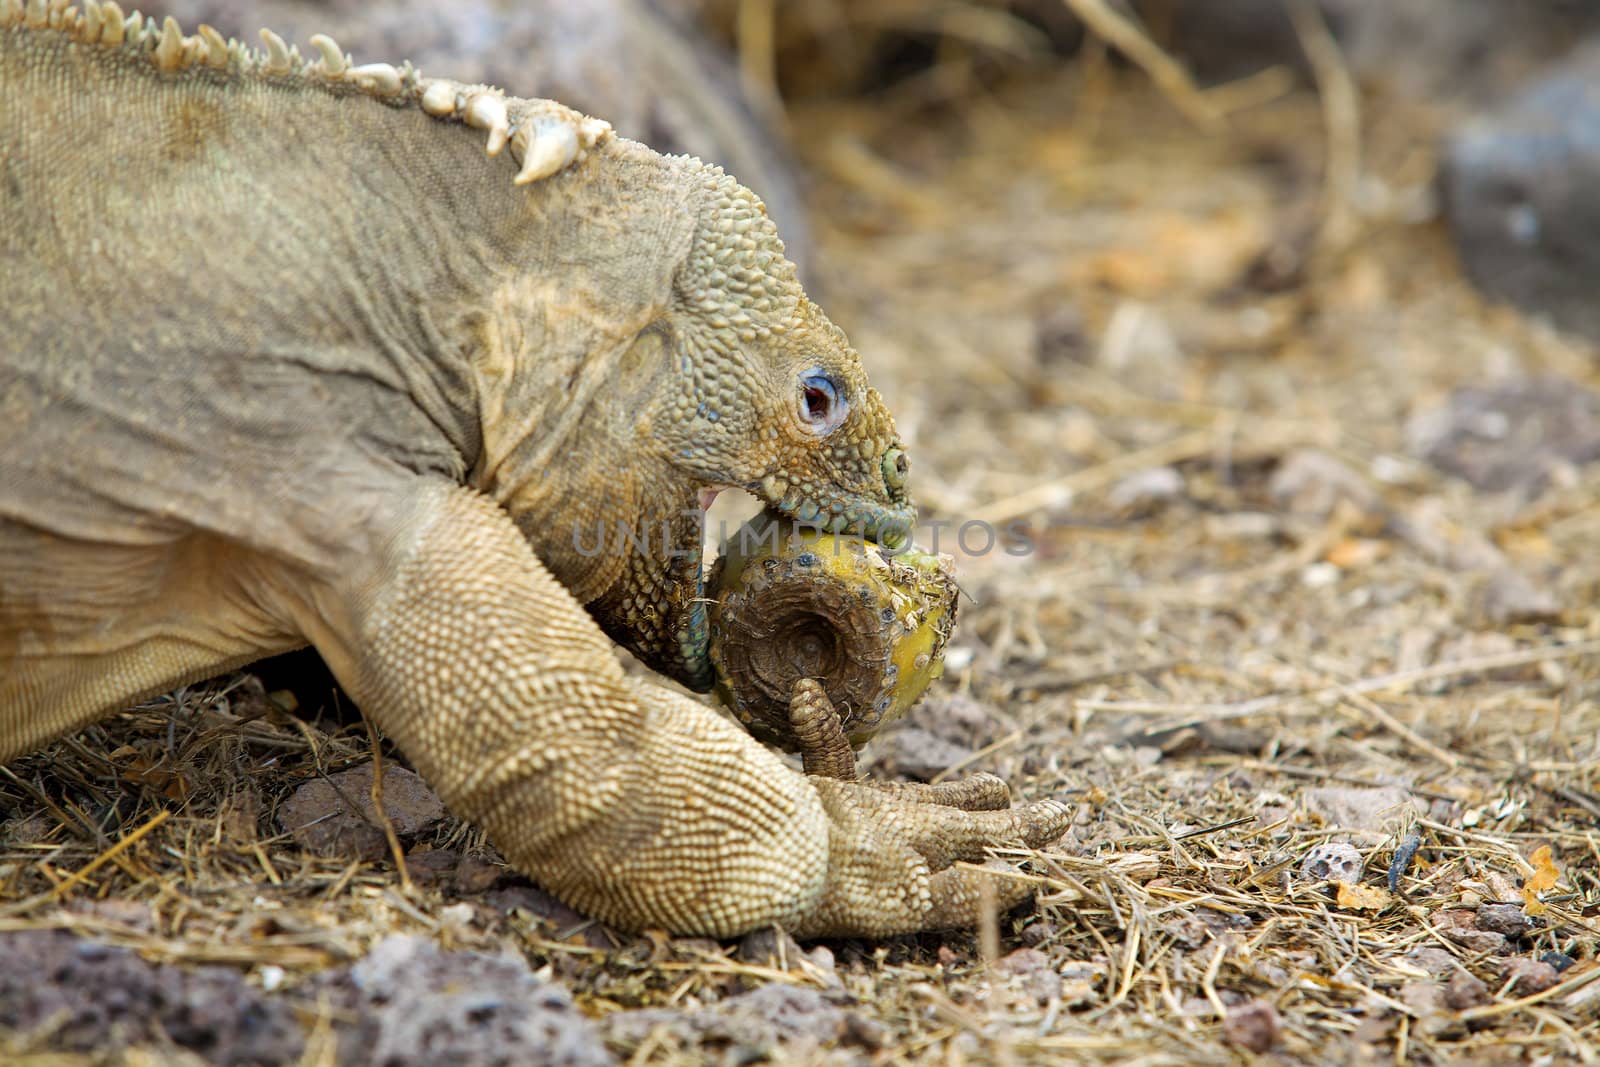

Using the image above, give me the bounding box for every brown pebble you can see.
[1432,909,1509,955]
[993,947,1062,1003]
[1475,902,1531,938]
[1223,999,1281,1053]
[1501,957,1560,995]
[452,854,504,894]
[1020,921,1060,948]
[1444,972,1491,1011]
[401,847,457,886]
[736,926,807,972]
[276,763,446,861]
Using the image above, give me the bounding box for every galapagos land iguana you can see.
[0,1,1068,938]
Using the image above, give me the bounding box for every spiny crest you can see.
[0,0,613,186]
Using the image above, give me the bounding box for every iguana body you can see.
[155,0,814,271]
[0,3,1066,937]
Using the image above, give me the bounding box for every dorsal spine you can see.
[1,0,614,187]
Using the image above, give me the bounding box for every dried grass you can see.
[6,5,1600,1065]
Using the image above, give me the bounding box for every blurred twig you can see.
[1288,0,1362,259]
[1059,0,1222,128]
[736,0,783,121]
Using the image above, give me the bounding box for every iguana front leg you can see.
[286,480,1066,937]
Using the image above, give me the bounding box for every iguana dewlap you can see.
[0,4,1068,938]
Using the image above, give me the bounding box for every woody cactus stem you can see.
[708,512,958,777]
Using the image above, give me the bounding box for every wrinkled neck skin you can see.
[443,144,718,686]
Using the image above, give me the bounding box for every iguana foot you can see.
[793,775,1070,939]
[781,680,1064,935]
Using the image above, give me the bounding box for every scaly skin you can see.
[0,5,1068,937]
[153,0,815,273]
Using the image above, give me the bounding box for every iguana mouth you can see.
[669,477,911,693]
[754,474,914,550]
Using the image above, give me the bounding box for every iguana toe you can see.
[863,773,1014,811]
[795,777,1070,938]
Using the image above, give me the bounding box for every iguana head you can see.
[656,169,915,546]
[472,155,912,694]
[593,167,915,691]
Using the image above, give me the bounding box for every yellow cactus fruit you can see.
[707,512,958,773]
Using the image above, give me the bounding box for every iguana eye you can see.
[799,371,846,435]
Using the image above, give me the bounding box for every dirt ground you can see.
[5,13,1600,1067]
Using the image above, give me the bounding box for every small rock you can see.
[1130,745,1164,767]
[737,926,808,972]
[1305,785,1425,834]
[1399,979,1444,1019]
[1404,947,1461,978]
[1019,921,1060,948]
[918,692,999,740]
[719,983,849,1041]
[453,853,505,894]
[0,930,303,1066]
[1268,449,1379,518]
[1476,567,1562,626]
[598,1009,692,1053]
[603,982,876,1058]
[868,727,977,781]
[276,763,446,861]
[1444,972,1491,1011]
[403,847,458,886]
[1108,466,1186,514]
[1541,951,1577,973]
[806,945,839,982]
[1432,909,1509,955]
[1222,999,1281,1053]
[843,1012,890,1050]
[1300,842,1365,885]
[992,947,1061,1004]
[1501,957,1561,995]
[1406,376,1600,493]
[1300,561,1342,589]
[337,935,614,1067]
[1475,902,1531,938]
